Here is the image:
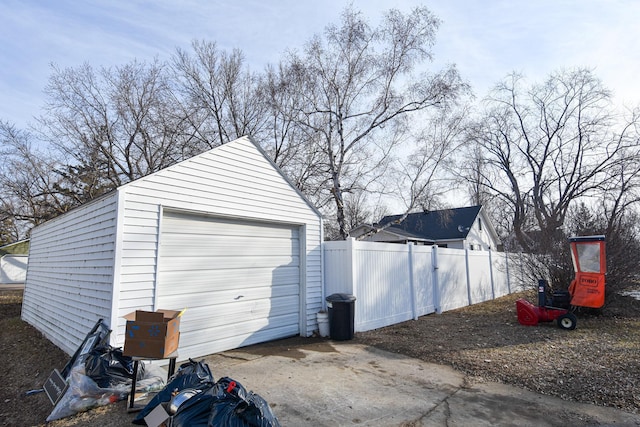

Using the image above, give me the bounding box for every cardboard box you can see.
[123,309,181,358]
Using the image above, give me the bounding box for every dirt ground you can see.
[1,287,639,426]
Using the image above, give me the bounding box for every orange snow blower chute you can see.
[568,235,607,309]
[516,235,606,330]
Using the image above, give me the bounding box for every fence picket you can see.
[323,241,525,333]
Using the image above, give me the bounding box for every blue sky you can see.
[2,0,639,129]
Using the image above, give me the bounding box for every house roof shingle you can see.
[377,205,482,241]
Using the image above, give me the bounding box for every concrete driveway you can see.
[202,337,640,427]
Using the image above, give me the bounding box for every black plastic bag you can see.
[170,383,221,427]
[84,345,139,388]
[132,359,214,425]
[207,377,281,427]
[235,392,281,427]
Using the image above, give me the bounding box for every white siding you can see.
[444,240,465,250]
[157,211,301,359]
[22,193,118,355]
[20,137,322,358]
[466,211,500,250]
[112,137,322,352]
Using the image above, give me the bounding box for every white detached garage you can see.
[22,136,323,360]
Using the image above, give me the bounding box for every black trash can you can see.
[325,293,356,340]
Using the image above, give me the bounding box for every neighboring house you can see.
[0,239,29,284]
[22,136,323,361]
[0,239,30,256]
[350,205,501,250]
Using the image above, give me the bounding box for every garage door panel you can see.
[158,284,299,310]
[159,247,298,261]
[163,212,299,238]
[182,312,300,346]
[157,212,301,360]
[157,279,300,300]
[157,279,297,299]
[162,227,298,238]
[185,321,300,358]
[181,300,300,337]
[160,239,298,260]
[159,255,299,272]
[158,267,300,293]
[160,236,299,257]
[162,231,298,249]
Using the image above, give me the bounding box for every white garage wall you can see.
[21,137,322,357]
[22,193,118,355]
[111,137,323,349]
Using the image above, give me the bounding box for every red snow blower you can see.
[516,235,606,330]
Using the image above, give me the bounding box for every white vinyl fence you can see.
[0,254,28,284]
[323,239,529,333]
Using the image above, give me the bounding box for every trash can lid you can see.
[326,293,356,302]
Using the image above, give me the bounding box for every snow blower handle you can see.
[538,279,548,307]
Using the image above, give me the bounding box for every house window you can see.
[478,218,483,231]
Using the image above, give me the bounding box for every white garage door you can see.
[157,210,301,360]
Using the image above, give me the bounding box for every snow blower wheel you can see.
[557,313,577,330]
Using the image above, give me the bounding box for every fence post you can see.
[0,255,5,283]
[488,249,496,300]
[519,251,525,292]
[347,237,356,296]
[465,248,472,305]
[505,251,512,294]
[408,243,418,320]
[432,246,441,313]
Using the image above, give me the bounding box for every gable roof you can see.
[31,136,323,233]
[377,206,483,241]
[118,135,322,218]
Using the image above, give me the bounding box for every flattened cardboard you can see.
[144,404,170,427]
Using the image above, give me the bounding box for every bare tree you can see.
[403,108,469,210]
[453,143,514,240]
[172,40,268,148]
[278,6,466,239]
[468,70,636,248]
[0,212,20,245]
[465,69,640,286]
[0,122,69,234]
[38,60,188,189]
[597,116,640,235]
[458,144,493,206]
[261,63,328,200]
